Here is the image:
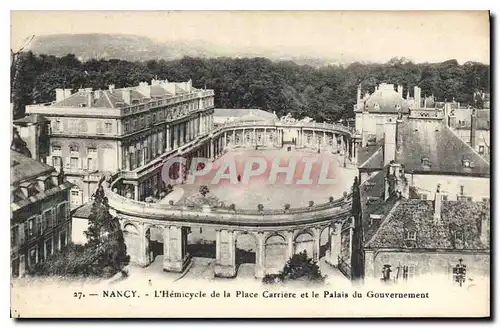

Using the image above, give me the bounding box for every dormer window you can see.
[421,157,432,168]
[405,231,417,241]
[462,158,473,168]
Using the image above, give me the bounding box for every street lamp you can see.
[452,258,467,287]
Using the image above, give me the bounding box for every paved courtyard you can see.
[178,148,358,210]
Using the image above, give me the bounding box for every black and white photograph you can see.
[8,10,491,318]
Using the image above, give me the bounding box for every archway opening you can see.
[146,225,164,264]
[235,233,257,278]
[294,232,314,260]
[319,226,331,259]
[123,223,140,264]
[187,226,216,259]
[265,234,287,274]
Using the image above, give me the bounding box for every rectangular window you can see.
[44,239,53,259]
[70,157,79,169]
[36,216,42,235]
[420,193,427,200]
[105,122,112,133]
[455,231,464,241]
[69,145,79,152]
[11,226,19,246]
[87,157,94,170]
[52,145,61,152]
[405,231,417,240]
[57,202,68,223]
[27,218,35,237]
[29,247,37,267]
[52,156,62,167]
[60,230,67,250]
[125,122,129,133]
[479,145,485,154]
[442,195,448,201]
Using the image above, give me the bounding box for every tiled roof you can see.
[72,201,94,219]
[358,144,384,170]
[359,169,400,242]
[365,199,490,250]
[395,120,490,176]
[10,150,54,185]
[364,87,409,114]
[13,114,49,125]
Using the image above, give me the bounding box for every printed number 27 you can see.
[73,292,84,299]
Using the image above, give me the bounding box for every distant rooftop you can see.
[213,108,277,123]
[11,150,55,185]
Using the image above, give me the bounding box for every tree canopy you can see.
[11,52,490,121]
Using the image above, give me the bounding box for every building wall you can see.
[11,189,72,278]
[364,249,489,281]
[71,217,90,245]
[409,173,490,202]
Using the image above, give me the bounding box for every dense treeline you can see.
[11,52,489,121]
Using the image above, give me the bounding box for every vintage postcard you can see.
[10,10,490,318]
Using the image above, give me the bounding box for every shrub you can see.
[229,203,236,211]
[257,204,264,211]
[284,203,291,211]
[308,200,315,207]
[262,251,325,285]
[168,200,175,206]
[199,185,210,197]
[329,196,334,203]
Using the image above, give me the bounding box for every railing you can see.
[105,177,352,226]
[337,256,352,280]
[212,120,354,136]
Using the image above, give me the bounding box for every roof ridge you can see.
[445,124,490,166]
[365,199,402,248]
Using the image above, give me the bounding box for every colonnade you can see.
[122,220,345,278]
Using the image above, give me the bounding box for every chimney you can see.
[55,89,65,102]
[480,213,489,245]
[433,184,442,223]
[64,89,72,99]
[109,84,115,92]
[397,85,403,96]
[383,119,397,165]
[86,89,94,107]
[414,86,421,109]
[470,109,477,149]
[122,89,131,105]
[357,84,361,104]
[94,90,101,100]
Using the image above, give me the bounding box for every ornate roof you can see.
[364,84,409,114]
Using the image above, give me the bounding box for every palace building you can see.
[25,79,215,208]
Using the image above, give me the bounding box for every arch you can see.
[294,230,314,259]
[123,222,139,235]
[234,231,257,273]
[319,225,331,259]
[265,233,287,274]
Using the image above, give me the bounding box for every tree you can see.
[199,185,210,197]
[262,251,325,284]
[84,185,130,277]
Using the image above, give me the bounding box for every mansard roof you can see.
[10,150,54,185]
[365,199,490,250]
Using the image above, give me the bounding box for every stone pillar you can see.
[166,126,171,151]
[134,184,139,201]
[323,131,327,145]
[326,222,342,267]
[255,232,265,278]
[173,125,179,148]
[137,223,150,267]
[312,130,316,146]
[210,140,214,159]
[214,229,237,278]
[313,227,321,262]
[286,231,294,260]
[224,131,227,147]
[163,225,191,272]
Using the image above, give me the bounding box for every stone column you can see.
[312,130,316,146]
[326,222,342,267]
[255,232,265,278]
[163,225,191,272]
[134,184,139,201]
[137,223,150,267]
[210,140,215,159]
[214,229,237,278]
[286,231,294,260]
[173,125,179,148]
[323,131,327,145]
[313,227,321,262]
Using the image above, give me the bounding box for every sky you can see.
[11,11,490,64]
